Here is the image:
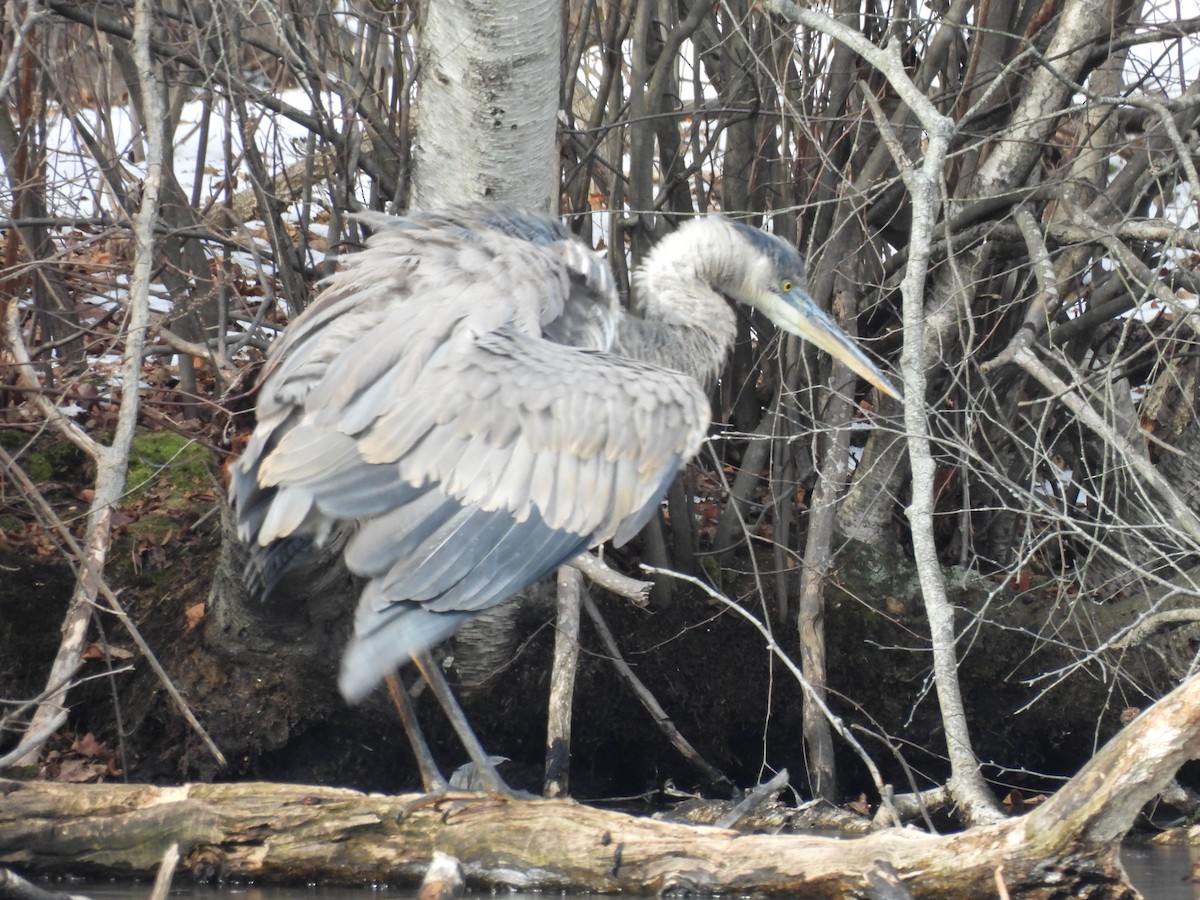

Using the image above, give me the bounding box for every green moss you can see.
[0,428,89,484]
[123,431,212,504]
[124,512,181,540]
[23,454,53,483]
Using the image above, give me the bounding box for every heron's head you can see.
[722,221,901,401]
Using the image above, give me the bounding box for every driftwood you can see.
[2,673,1199,897]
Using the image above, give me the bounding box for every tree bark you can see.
[411,0,560,211]
[0,783,1128,896]
[544,566,583,797]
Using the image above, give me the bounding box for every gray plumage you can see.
[230,205,899,703]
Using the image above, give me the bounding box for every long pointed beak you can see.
[773,287,902,401]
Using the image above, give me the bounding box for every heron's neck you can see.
[618,219,746,382]
[613,316,731,386]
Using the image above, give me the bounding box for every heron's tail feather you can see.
[338,603,470,703]
[242,534,314,600]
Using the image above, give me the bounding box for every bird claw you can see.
[395,783,538,821]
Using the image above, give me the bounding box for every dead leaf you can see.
[81,643,134,661]
[55,757,106,783]
[184,601,206,632]
[72,732,107,758]
[845,794,871,816]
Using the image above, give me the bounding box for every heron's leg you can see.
[411,651,515,796]
[385,672,448,793]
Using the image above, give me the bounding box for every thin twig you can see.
[569,551,652,607]
[641,566,898,821]
[545,566,583,798]
[8,0,172,767]
[0,426,225,768]
[859,28,1004,824]
[581,592,733,792]
[3,301,101,461]
[146,844,179,900]
[1010,345,1200,548]
[761,0,951,135]
[0,710,68,770]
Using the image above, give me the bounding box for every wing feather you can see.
[343,491,460,579]
[386,508,509,602]
[256,488,313,545]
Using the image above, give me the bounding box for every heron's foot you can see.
[447,755,505,791]
[452,754,542,800]
[397,759,536,819]
[396,784,538,821]
[396,787,464,820]
[484,783,541,802]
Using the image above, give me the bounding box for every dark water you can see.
[42,887,422,900]
[34,843,1198,898]
[1122,843,1199,899]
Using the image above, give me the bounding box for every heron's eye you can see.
[781,279,795,293]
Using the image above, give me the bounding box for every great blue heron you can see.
[230,205,899,791]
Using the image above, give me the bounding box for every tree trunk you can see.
[410,0,560,211]
[202,0,567,786]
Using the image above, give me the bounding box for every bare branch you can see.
[569,551,652,607]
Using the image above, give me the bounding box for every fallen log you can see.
[2,673,1199,897]
[0,781,1119,896]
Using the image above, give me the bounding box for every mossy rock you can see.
[123,431,213,504]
